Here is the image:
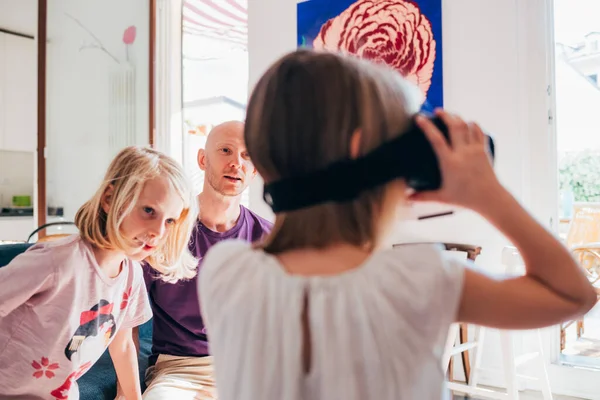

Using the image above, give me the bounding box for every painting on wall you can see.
[297,0,443,112]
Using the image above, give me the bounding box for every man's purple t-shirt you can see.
[143,205,273,365]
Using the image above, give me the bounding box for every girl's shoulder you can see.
[199,240,261,293]
[22,234,79,257]
[122,257,145,286]
[26,233,80,251]
[376,243,466,281]
[201,239,254,275]
[19,235,89,271]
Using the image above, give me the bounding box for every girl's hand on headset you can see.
[409,108,503,213]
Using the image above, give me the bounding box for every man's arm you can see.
[110,328,142,400]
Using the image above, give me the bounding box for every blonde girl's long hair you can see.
[75,146,198,282]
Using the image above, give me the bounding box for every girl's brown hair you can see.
[245,50,422,253]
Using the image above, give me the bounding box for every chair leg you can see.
[576,320,584,338]
[443,324,460,381]
[469,326,485,388]
[460,324,471,385]
[500,331,519,399]
[536,329,553,400]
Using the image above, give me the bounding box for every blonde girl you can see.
[0,146,197,400]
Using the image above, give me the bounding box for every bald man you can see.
[141,121,273,399]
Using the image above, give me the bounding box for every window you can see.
[181,0,249,206]
[553,0,600,366]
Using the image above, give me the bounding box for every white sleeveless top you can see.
[198,241,465,400]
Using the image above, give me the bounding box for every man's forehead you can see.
[213,137,245,147]
[206,122,245,148]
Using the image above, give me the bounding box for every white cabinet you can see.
[0,32,37,153]
[0,217,35,241]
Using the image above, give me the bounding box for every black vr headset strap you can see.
[263,116,449,213]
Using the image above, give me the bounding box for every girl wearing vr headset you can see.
[198,50,597,400]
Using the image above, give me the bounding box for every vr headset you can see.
[263,115,495,215]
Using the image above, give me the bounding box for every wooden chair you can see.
[36,234,72,243]
[392,242,482,384]
[560,202,600,351]
[443,246,553,400]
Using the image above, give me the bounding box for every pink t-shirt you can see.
[0,235,152,400]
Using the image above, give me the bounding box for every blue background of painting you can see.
[297,0,443,112]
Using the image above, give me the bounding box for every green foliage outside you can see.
[559,150,600,203]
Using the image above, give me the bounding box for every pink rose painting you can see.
[298,0,443,111]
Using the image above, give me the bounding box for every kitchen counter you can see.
[0,207,33,217]
[0,206,63,218]
[0,240,25,244]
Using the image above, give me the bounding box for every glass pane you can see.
[554,0,600,365]
[181,0,249,207]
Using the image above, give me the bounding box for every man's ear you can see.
[101,184,115,213]
[197,149,207,171]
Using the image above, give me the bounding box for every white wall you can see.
[246,0,597,396]
[45,0,150,220]
[0,0,37,210]
[0,150,34,207]
[0,0,36,36]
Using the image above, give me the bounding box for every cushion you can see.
[0,243,34,267]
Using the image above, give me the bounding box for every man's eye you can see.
[144,207,154,215]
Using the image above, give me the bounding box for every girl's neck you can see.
[92,246,125,278]
[275,243,374,277]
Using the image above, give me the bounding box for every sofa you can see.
[0,243,153,399]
